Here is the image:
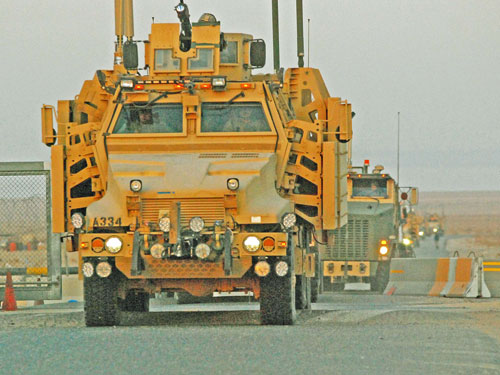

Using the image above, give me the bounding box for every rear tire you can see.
[174,292,213,304]
[260,270,296,325]
[310,251,321,303]
[122,291,150,312]
[295,275,311,310]
[84,275,119,327]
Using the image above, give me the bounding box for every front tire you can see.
[371,261,390,293]
[260,269,296,325]
[84,274,119,327]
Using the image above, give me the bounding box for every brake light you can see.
[134,84,145,90]
[200,83,212,89]
[241,83,253,89]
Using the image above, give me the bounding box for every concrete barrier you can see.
[384,257,484,298]
[483,260,500,297]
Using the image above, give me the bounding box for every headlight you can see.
[71,213,85,229]
[91,238,105,253]
[275,261,289,277]
[254,261,271,277]
[105,237,123,253]
[82,262,94,278]
[433,228,438,233]
[281,213,296,229]
[130,179,142,192]
[120,79,135,88]
[189,217,205,233]
[419,231,424,236]
[227,178,239,191]
[96,262,112,278]
[195,243,211,260]
[159,217,171,232]
[243,236,261,252]
[379,246,389,255]
[402,238,411,246]
[211,76,226,90]
[150,243,165,259]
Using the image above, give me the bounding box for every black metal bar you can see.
[131,230,142,276]
[223,229,233,276]
[272,0,280,72]
[296,0,305,67]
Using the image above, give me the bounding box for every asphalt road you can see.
[1,294,499,375]
[414,235,450,258]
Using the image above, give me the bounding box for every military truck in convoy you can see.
[321,161,418,292]
[41,0,352,325]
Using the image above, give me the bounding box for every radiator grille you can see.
[326,218,370,260]
[141,197,225,227]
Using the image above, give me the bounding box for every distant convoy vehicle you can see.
[424,214,445,236]
[41,0,353,325]
[321,160,418,292]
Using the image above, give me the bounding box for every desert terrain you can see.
[418,191,500,258]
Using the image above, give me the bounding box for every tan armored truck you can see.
[41,0,352,325]
[321,161,418,292]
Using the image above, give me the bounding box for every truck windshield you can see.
[201,102,271,133]
[113,103,183,134]
[352,179,388,197]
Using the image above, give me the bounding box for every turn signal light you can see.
[200,83,212,89]
[278,241,287,248]
[91,238,105,253]
[262,237,275,252]
[174,84,184,89]
[134,84,145,90]
[380,240,388,245]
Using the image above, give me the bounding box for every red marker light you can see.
[364,159,370,165]
[134,84,145,90]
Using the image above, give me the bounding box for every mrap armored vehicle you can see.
[321,161,417,292]
[41,0,352,326]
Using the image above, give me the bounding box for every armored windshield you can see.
[113,104,183,134]
[201,102,271,133]
[352,178,388,197]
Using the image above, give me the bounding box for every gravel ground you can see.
[0,294,499,375]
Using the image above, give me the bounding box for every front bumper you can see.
[79,231,288,279]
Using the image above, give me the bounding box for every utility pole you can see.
[307,18,310,67]
[397,111,400,186]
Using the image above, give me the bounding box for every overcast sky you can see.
[1,0,499,191]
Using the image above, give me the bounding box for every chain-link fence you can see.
[0,162,61,300]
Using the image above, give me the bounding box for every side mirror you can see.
[410,187,419,205]
[123,41,139,70]
[41,105,56,147]
[250,39,266,68]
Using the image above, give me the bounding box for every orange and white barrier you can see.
[483,260,500,298]
[384,257,488,298]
